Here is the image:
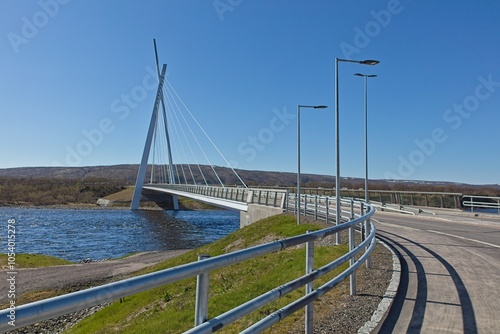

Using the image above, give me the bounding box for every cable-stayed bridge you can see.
[96,46,500,334]
[129,43,292,226]
[3,42,500,334]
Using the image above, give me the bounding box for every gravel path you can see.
[0,250,191,305]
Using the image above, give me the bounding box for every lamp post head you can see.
[298,105,328,109]
[354,73,378,78]
[360,59,380,65]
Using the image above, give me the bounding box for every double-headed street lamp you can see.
[354,73,377,203]
[335,58,379,243]
[297,105,328,225]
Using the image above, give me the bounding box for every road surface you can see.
[373,209,500,333]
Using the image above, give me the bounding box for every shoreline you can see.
[0,204,197,211]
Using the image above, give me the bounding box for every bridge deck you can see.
[142,184,288,212]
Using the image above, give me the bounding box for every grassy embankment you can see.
[66,214,349,333]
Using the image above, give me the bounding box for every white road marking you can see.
[374,217,500,249]
[427,229,500,249]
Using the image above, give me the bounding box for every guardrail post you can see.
[314,196,318,221]
[294,193,298,214]
[350,199,354,221]
[365,206,371,269]
[283,191,288,210]
[325,197,329,223]
[195,255,210,326]
[349,219,356,296]
[360,203,365,243]
[305,231,314,334]
[304,195,308,217]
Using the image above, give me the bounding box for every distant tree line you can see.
[0,177,126,206]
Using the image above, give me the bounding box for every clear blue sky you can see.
[1,1,499,185]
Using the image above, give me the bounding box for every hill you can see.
[0,164,499,196]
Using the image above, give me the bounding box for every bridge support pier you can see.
[240,204,285,228]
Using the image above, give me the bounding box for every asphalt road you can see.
[373,209,500,333]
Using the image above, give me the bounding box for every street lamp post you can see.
[297,105,328,225]
[335,58,379,244]
[354,73,377,204]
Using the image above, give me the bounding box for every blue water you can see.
[0,208,239,262]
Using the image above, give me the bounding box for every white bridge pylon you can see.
[131,40,248,210]
[131,63,174,210]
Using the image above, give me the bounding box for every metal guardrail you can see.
[287,193,381,224]
[367,200,436,215]
[257,185,464,209]
[0,198,374,333]
[462,195,500,213]
[149,184,288,208]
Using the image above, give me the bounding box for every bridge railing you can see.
[0,199,375,333]
[287,193,370,223]
[462,195,500,213]
[256,185,464,209]
[148,184,289,208]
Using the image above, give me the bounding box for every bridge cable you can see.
[167,116,188,184]
[163,84,219,186]
[165,80,248,188]
[163,87,208,185]
[166,103,196,184]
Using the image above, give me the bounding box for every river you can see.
[0,207,240,262]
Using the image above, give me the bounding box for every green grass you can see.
[66,214,349,334]
[0,253,72,268]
